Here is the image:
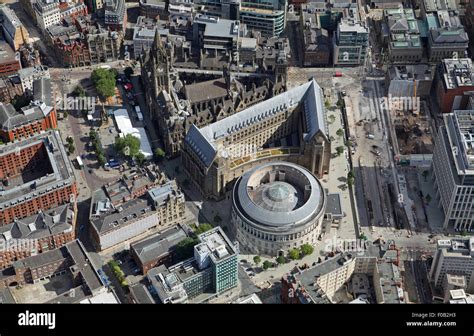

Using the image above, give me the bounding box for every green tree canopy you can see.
[347,170,355,186]
[136,152,146,166]
[288,248,301,260]
[300,244,314,256]
[115,134,141,158]
[253,256,261,265]
[336,128,344,137]
[73,85,86,97]
[336,146,345,156]
[262,260,272,270]
[195,223,213,235]
[91,68,117,98]
[276,256,286,264]
[175,237,199,260]
[154,147,165,162]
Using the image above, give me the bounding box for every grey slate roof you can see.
[0,204,73,241]
[90,197,155,234]
[184,79,327,168]
[0,78,54,131]
[430,28,469,44]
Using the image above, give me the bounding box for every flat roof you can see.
[184,78,229,104]
[0,40,17,64]
[326,193,343,216]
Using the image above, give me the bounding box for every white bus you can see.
[76,156,84,168]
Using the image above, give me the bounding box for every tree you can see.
[91,68,116,98]
[73,85,86,97]
[288,248,300,260]
[135,152,146,166]
[276,256,286,264]
[425,194,432,204]
[360,232,367,240]
[347,170,355,187]
[328,115,336,124]
[336,99,344,108]
[336,146,345,156]
[154,147,166,162]
[115,134,141,158]
[336,128,344,137]
[195,223,213,234]
[124,67,134,79]
[300,244,314,256]
[175,237,199,260]
[67,143,75,155]
[262,260,272,270]
[253,256,261,265]
[324,100,331,109]
[422,170,429,182]
[97,153,106,166]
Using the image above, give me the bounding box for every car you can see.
[240,259,247,264]
[117,260,123,266]
[245,268,253,272]
[133,268,140,275]
[248,272,255,277]
[79,225,85,231]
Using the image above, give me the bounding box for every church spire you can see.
[153,28,162,50]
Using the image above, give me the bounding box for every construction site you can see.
[386,72,435,156]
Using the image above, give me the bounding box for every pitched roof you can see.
[184,79,327,168]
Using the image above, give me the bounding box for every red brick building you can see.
[0,78,57,142]
[436,58,474,113]
[0,130,77,226]
[0,203,77,269]
[0,41,21,77]
[53,38,91,68]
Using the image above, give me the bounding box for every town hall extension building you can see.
[140,30,288,158]
[182,78,331,200]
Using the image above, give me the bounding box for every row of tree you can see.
[253,243,316,271]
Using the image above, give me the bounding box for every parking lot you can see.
[11,273,74,303]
